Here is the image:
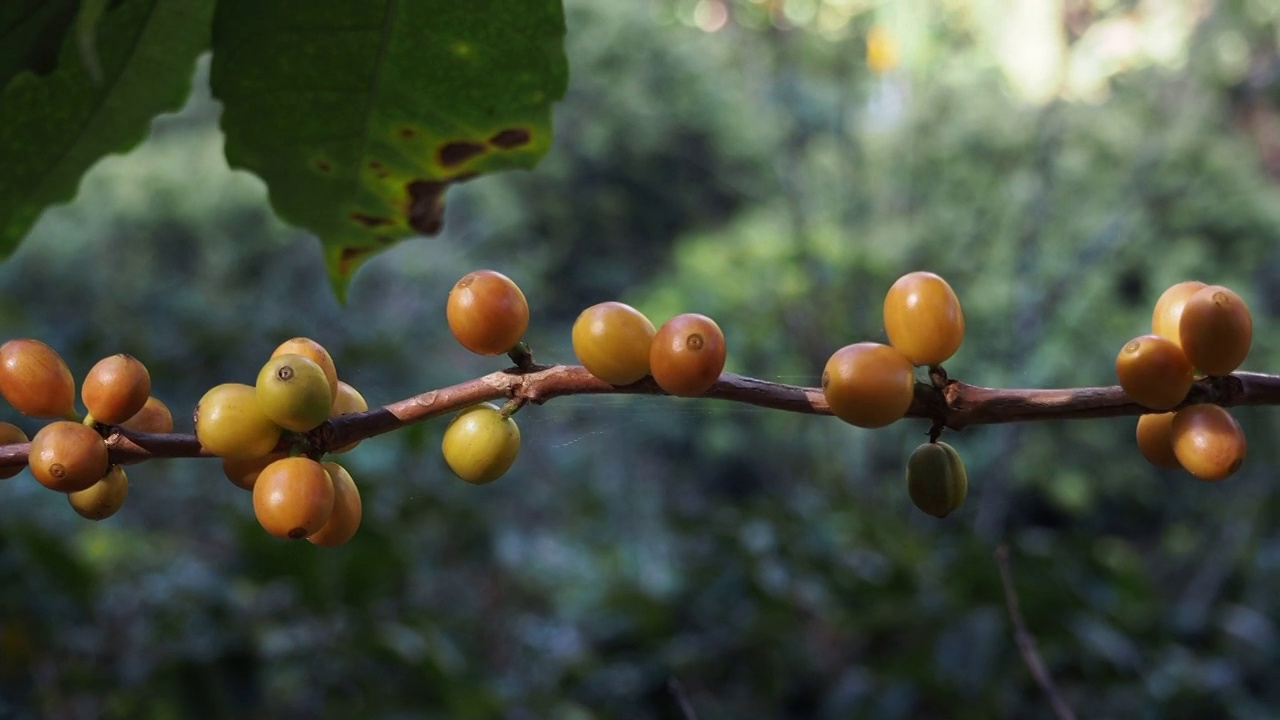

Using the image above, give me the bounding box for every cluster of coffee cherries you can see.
[195,338,367,546]
[1118,281,1252,481]
[443,269,730,484]
[0,339,172,520]
[819,271,970,519]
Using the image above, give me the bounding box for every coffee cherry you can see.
[1179,285,1251,376]
[120,396,174,434]
[0,339,76,419]
[271,337,338,400]
[446,270,529,355]
[195,383,281,460]
[308,462,362,547]
[28,421,108,493]
[252,456,335,539]
[649,313,727,397]
[0,422,28,479]
[883,271,965,366]
[1151,280,1206,349]
[572,301,656,386]
[256,354,333,432]
[822,342,915,428]
[81,354,151,425]
[222,451,288,491]
[1135,413,1179,469]
[1114,334,1194,411]
[442,403,521,484]
[906,441,968,518]
[67,465,128,520]
[328,380,368,453]
[1171,404,1246,481]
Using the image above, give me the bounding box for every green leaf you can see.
[0,0,80,89]
[209,0,569,297]
[0,0,214,254]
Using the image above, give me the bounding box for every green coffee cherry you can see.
[906,441,967,518]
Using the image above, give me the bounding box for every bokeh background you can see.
[3,0,1280,717]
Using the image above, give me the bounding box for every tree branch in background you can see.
[995,545,1078,720]
[0,365,1276,468]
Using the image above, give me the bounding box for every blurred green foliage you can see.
[2,1,1280,718]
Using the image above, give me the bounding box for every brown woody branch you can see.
[0,366,1277,468]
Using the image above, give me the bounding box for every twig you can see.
[0,366,1277,468]
[995,545,1078,720]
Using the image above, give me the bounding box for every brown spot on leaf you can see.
[350,213,392,228]
[369,160,384,170]
[437,141,486,168]
[405,174,478,235]
[315,159,332,172]
[399,127,417,139]
[407,180,447,235]
[489,128,531,148]
[338,246,377,276]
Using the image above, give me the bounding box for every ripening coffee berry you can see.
[271,337,338,400]
[1178,285,1252,376]
[442,403,521,484]
[28,420,109,493]
[1151,280,1206,350]
[883,271,965,366]
[649,313,727,397]
[252,456,335,539]
[446,270,530,356]
[1114,334,1194,411]
[905,441,968,518]
[195,383,282,460]
[0,339,76,419]
[81,354,151,425]
[120,396,174,434]
[0,422,28,479]
[222,451,288,491]
[256,354,333,432]
[67,465,128,520]
[822,342,915,428]
[1171,404,1246,481]
[308,462,363,548]
[328,380,368,453]
[1135,413,1180,469]
[573,301,657,386]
